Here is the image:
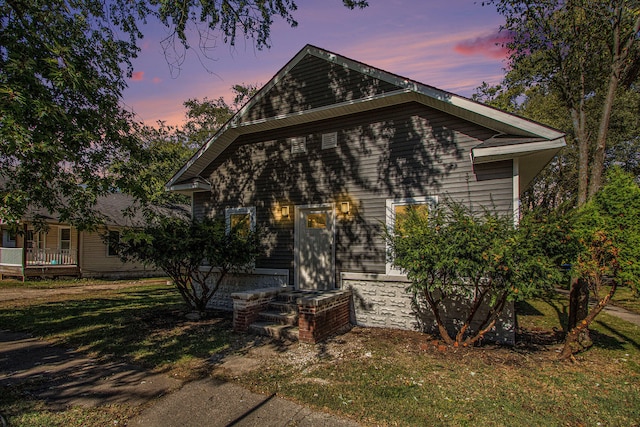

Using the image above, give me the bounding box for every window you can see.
[26,230,45,250]
[306,212,327,229]
[107,230,120,257]
[59,227,71,251]
[385,196,437,275]
[225,207,256,236]
[2,230,17,248]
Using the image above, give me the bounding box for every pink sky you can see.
[123,1,509,127]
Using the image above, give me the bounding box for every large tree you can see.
[113,84,259,205]
[487,0,640,207]
[1,0,367,226]
[560,168,640,359]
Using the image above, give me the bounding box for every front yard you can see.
[0,280,638,426]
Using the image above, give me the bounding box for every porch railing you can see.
[26,248,78,266]
[0,247,22,266]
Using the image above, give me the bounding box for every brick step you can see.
[248,322,299,341]
[258,309,298,325]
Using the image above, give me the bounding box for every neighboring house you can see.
[166,45,566,344]
[0,193,188,280]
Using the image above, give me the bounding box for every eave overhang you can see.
[471,137,566,164]
[167,179,212,195]
[166,45,567,193]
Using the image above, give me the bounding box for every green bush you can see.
[386,200,564,346]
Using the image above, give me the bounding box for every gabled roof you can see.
[167,44,565,193]
[11,193,190,228]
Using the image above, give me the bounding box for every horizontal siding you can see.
[80,228,159,276]
[242,54,402,123]
[198,102,513,282]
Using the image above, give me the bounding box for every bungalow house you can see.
[0,193,187,280]
[166,45,565,344]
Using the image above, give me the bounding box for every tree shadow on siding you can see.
[198,58,490,276]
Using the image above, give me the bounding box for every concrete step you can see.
[248,322,299,341]
[267,300,298,314]
[258,310,298,326]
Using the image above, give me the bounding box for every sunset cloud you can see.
[131,71,145,81]
[454,31,512,59]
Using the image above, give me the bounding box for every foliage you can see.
[386,200,563,346]
[116,216,263,312]
[182,83,259,143]
[1,0,367,226]
[484,0,640,206]
[0,0,141,227]
[560,167,640,358]
[112,84,259,206]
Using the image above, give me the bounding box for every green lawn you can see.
[0,282,639,426]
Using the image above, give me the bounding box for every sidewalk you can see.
[0,330,360,427]
[554,288,640,327]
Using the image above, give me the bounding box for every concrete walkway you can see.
[554,288,640,327]
[0,330,360,427]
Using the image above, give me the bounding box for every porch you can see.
[0,247,80,280]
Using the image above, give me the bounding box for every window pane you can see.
[306,213,327,229]
[61,228,71,240]
[394,203,429,234]
[230,213,251,236]
[108,231,119,256]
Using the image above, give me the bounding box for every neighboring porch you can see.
[0,247,80,280]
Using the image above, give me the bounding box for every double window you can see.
[385,196,437,275]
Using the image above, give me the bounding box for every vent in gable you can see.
[290,137,306,154]
[321,132,338,149]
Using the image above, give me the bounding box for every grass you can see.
[611,285,640,315]
[0,276,166,289]
[1,281,639,426]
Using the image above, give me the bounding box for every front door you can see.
[295,205,335,290]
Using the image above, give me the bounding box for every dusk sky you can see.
[123,0,510,127]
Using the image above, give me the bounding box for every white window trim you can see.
[385,195,438,275]
[26,229,46,250]
[225,207,256,234]
[59,226,72,251]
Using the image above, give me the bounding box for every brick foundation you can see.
[231,287,282,332]
[297,290,351,344]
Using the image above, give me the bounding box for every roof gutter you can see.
[471,137,566,164]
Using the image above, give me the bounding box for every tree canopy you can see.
[484,0,640,207]
[0,0,367,226]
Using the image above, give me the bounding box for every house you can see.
[0,193,187,280]
[166,45,566,344]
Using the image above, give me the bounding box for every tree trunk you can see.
[570,104,590,207]
[423,290,455,345]
[567,277,589,330]
[566,277,591,351]
[560,280,617,360]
